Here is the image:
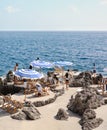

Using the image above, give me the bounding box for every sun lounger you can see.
[1,95,23,114]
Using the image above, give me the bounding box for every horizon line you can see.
[0,30,107,32]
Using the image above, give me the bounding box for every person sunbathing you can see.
[36,82,43,96]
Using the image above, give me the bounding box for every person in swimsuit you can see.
[65,69,70,90]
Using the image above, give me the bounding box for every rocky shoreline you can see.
[67,87,104,130]
[0,70,106,130]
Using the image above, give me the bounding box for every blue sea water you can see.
[0,31,107,76]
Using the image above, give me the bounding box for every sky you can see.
[0,0,107,31]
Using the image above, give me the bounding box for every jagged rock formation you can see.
[22,106,40,120]
[69,71,93,87]
[67,87,104,130]
[69,71,103,87]
[11,111,27,120]
[11,104,40,120]
[67,87,104,115]
[79,109,103,130]
[55,108,69,120]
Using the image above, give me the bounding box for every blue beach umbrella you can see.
[53,61,73,67]
[30,60,54,69]
[103,68,107,72]
[14,69,44,79]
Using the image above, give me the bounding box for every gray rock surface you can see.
[69,71,103,87]
[11,111,27,120]
[69,71,93,87]
[67,87,104,130]
[11,104,40,120]
[79,109,103,130]
[67,87,104,115]
[22,106,40,120]
[55,108,69,120]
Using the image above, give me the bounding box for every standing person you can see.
[14,63,18,71]
[14,63,18,82]
[65,69,71,90]
[93,63,96,77]
[53,74,59,85]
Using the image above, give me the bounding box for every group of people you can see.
[14,61,97,89]
[14,62,73,91]
[46,69,73,90]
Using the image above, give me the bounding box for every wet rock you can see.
[55,108,69,120]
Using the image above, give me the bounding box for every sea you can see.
[0,31,107,76]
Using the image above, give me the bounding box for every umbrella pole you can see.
[24,89,26,102]
[60,68,64,89]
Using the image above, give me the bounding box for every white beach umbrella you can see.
[30,60,54,69]
[53,61,73,67]
[103,68,107,72]
[14,69,44,79]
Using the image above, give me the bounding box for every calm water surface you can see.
[0,31,107,76]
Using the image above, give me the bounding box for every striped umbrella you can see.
[30,60,54,68]
[53,61,73,67]
[14,69,44,79]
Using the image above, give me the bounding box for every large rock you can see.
[22,106,40,120]
[11,103,41,120]
[69,71,93,87]
[11,111,27,120]
[33,101,46,107]
[55,108,69,120]
[79,109,103,130]
[67,87,104,115]
[80,109,96,120]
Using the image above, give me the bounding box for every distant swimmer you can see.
[36,57,39,61]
